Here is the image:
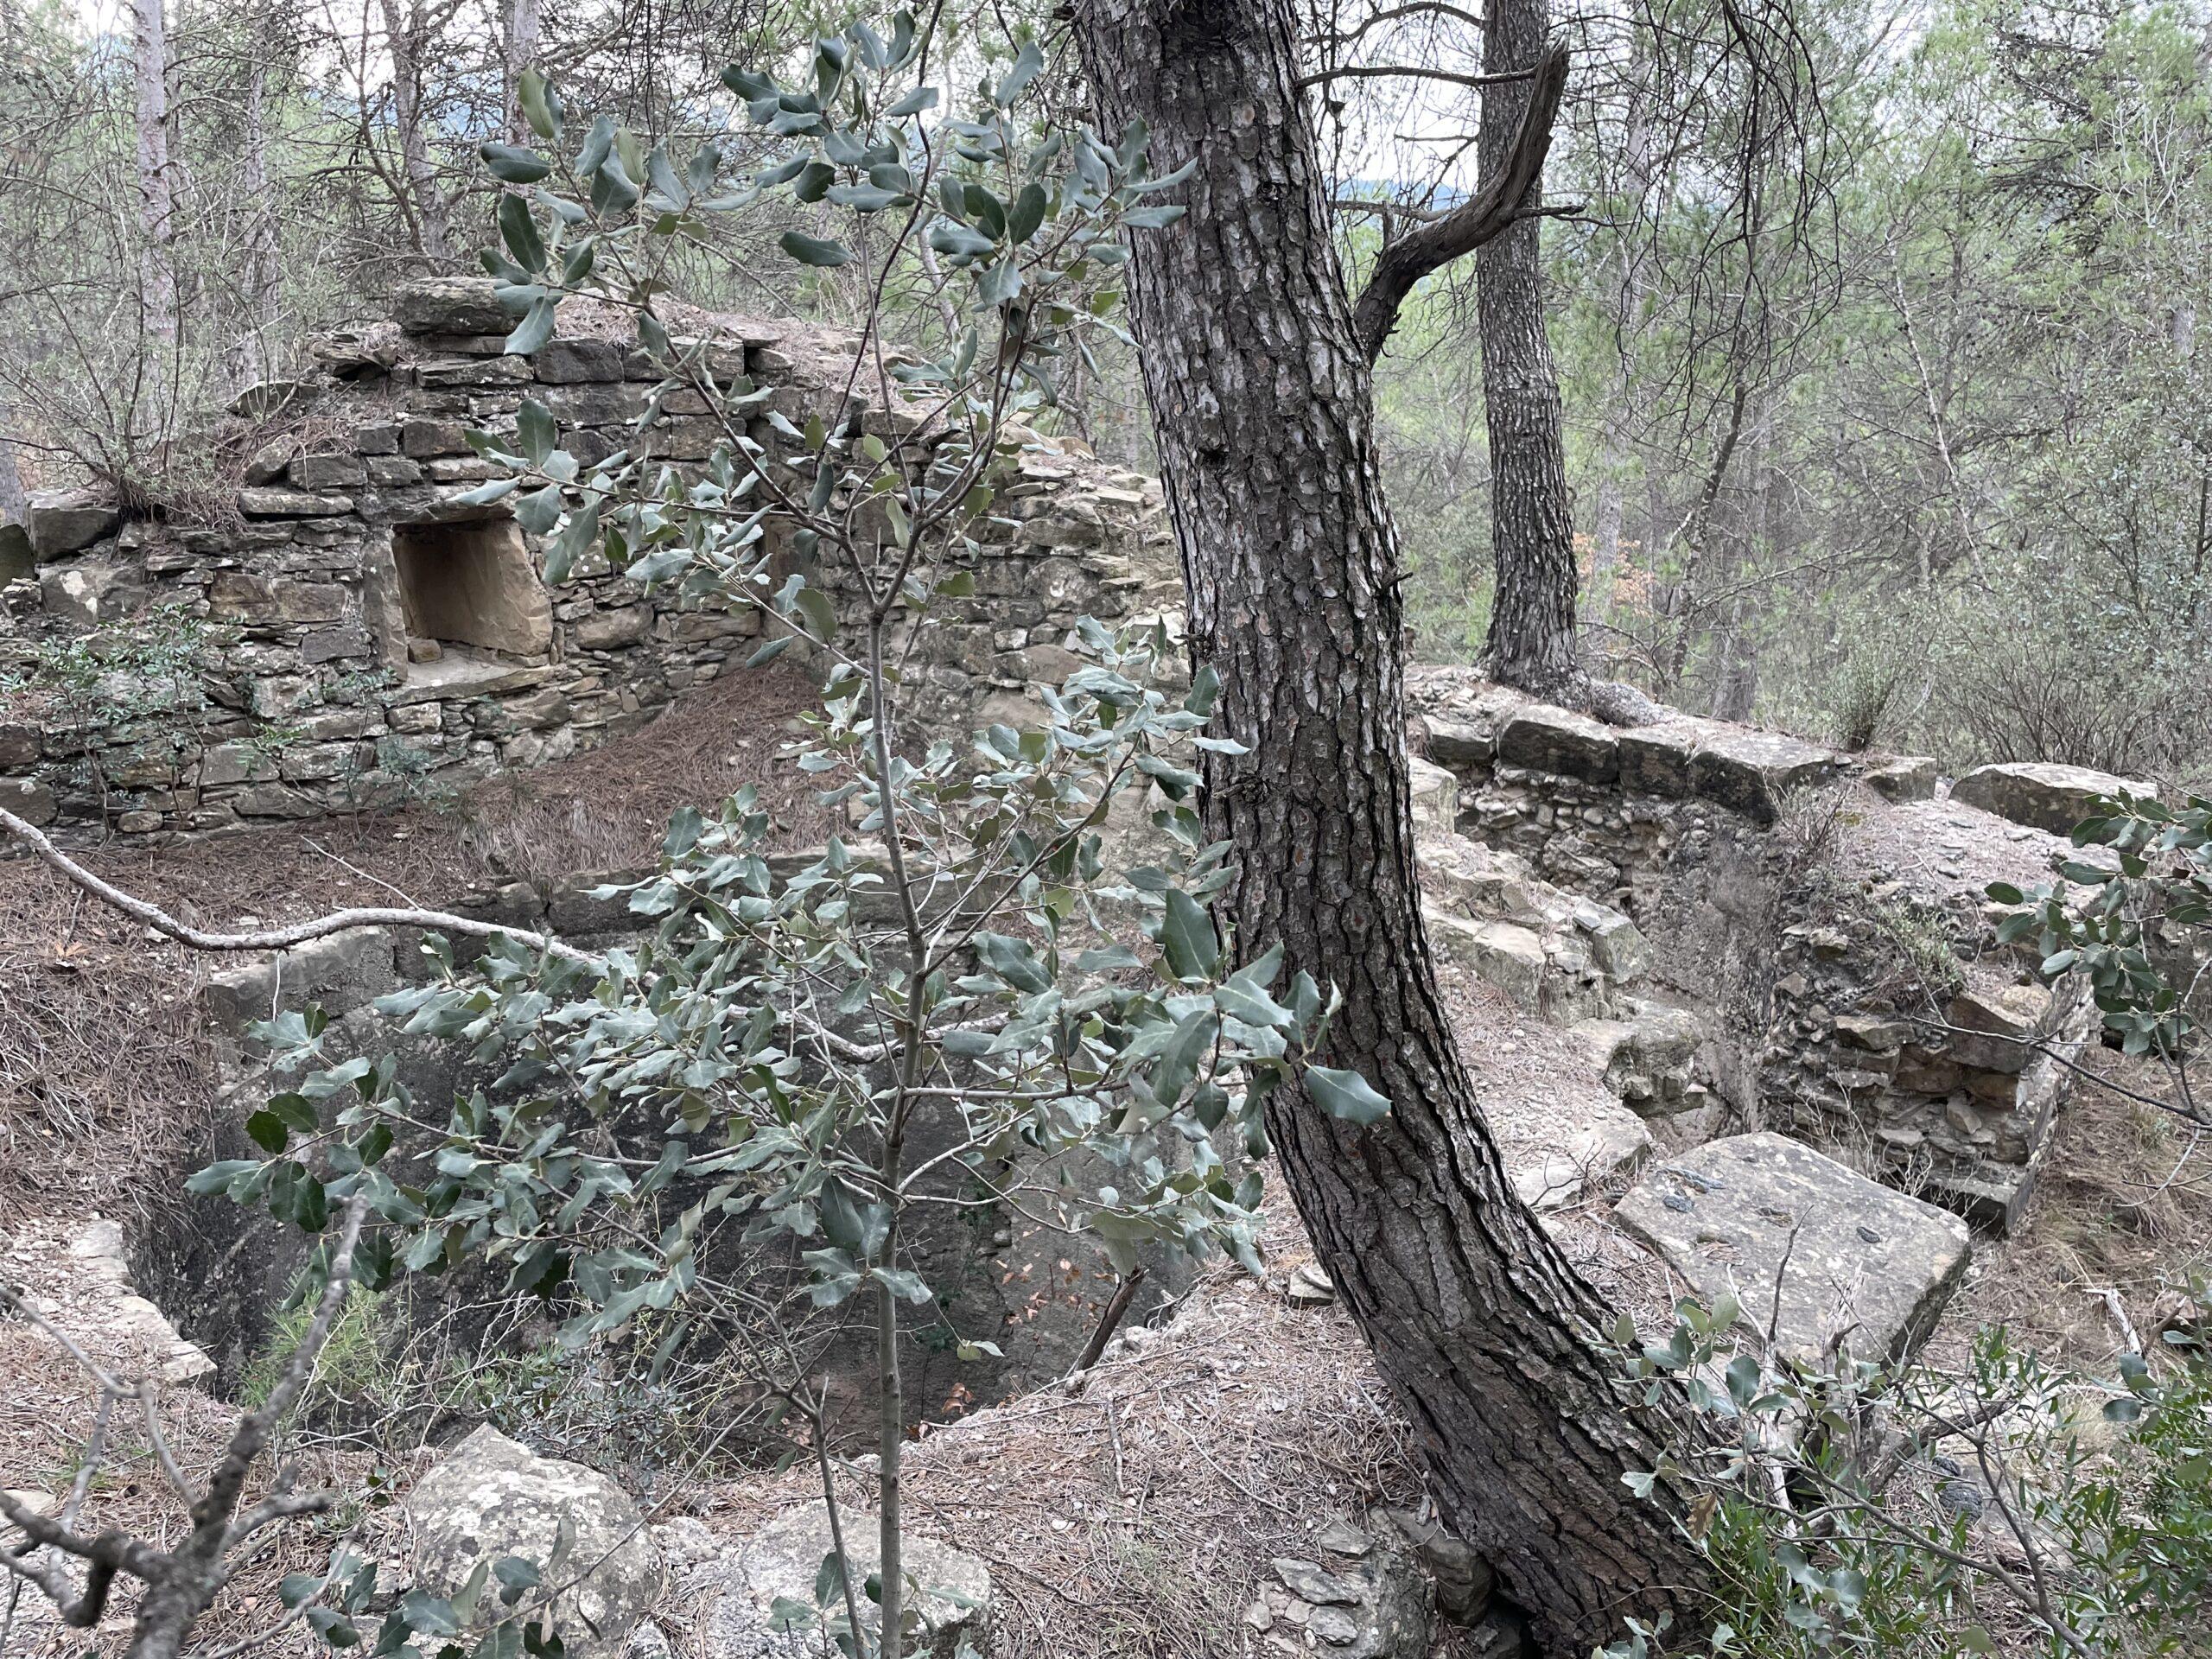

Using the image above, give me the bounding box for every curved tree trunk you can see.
[1068,0,1709,1648]
[1476,0,1583,699]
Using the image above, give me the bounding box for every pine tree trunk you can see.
[1476,0,1581,699]
[1068,0,1709,1647]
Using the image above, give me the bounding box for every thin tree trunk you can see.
[236,48,281,385]
[1069,0,1709,1647]
[0,405,27,526]
[505,0,541,144]
[132,0,177,346]
[1589,43,1654,638]
[1476,0,1580,699]
[378,0,452,264]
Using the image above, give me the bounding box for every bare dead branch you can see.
[0,804,599,966]
[1350,42,1570,361]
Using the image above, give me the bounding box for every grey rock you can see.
[1951,760,2152,836]
[535,338,631,383]
[1425,910,1546,1009]
[406,1426,662,1659]
[1406,755,1459,843]
[1,520,36,582]
[1862,754,1939,803]
[1496,705,1619,784]
[575,606,652,651]
[1686,728,1843,823]
[707,1501,988,1657]
[26,489,120,559]
[0,776,56,827]
[1376,1510,1493,1627]
[1618,721,1700,797]
[238,487,354,518]
[202,927,399,1034]
[1615,1131,1972,1362]
[290,453,368,492]
[1274,1559,1362,1606]
[394,277,515,339]
[1421,715,1492,768]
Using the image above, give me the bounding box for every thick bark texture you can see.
[1069,0,1708,1648]
[1476,0,1580,699]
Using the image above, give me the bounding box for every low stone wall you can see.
[0,280,1174,843]
[1406,669,2095,1230]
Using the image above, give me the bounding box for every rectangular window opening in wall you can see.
[391,519,553,665]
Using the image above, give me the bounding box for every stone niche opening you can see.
[391,518,553,664]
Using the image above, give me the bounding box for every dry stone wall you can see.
[0,278,1173,843]
[1407,667,2120,1231]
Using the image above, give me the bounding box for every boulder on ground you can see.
[405,1426,662,1659]
[708,1500,989,1657]
[201,927,399,1034]
[1950,760,2152,836]
[1248,1521,1433,1658]
[1862,754,1939,803]
[1614,1131,1970,1362]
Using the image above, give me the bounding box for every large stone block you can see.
[238,487,354,518]
[26,489,120,558]
[1951,760,2152,836]
[0,776,56,826]
[406,1427,663,1659]
[707,1501,988,1658]
[393,276,513,339]
[533,338,631,383]
[201,927,399,1033]
[1615,1131,1971,1362]
[1407,755,1459,844]
[1685,728,1843,822]
[1496,705,1619,784]
[1618,722,1700,797]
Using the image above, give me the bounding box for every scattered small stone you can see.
[1315,1519,1370,1557]
[1308,1605,1362,1644]
[1273,1558,1362,1606]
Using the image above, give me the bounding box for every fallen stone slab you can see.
[1614,1132,1970,1363]
[1951,760,2153,836]
[708,1500,989,1657]
[407,1427,662,1659]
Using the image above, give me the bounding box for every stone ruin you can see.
[0,277,1175,842]
[0,277,2172,1659]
